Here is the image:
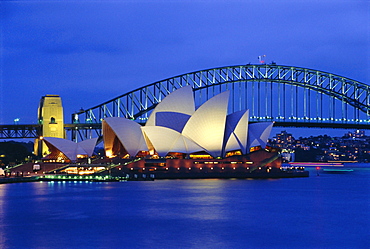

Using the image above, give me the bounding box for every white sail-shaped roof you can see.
[103,117,147,157]
[223,110,249,154]
[170,135,205,154]
[224,110,246,141]
[142,126,205,157]
[146,85,195,126]
[43,137,78,161]
[76,146,88,157]
[43,137,98,161]
[234,110,249,153]
[155,112,191,132]
[247,122,274,151]
[224,133,242,154]
[182,91,230,157]
[141,126,181,157]
[78,137,99,157]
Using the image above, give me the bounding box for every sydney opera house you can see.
[36,86,300,179]
[102,86,274,160]
[4,86,311,180]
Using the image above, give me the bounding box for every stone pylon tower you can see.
[34,95,65,156]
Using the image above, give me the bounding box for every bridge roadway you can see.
[0,123,101,139]
[1,122,370,139]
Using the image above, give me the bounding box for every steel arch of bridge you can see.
[72,64,370,140]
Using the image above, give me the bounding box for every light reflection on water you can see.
[0,169,369,248]
[142,179,230,221]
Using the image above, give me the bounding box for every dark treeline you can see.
[0,141,36,166]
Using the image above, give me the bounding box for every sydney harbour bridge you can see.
[1,64,370,141]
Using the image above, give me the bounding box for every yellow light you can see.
[106,150,113,158]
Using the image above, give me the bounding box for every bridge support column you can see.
[34,95,65,156]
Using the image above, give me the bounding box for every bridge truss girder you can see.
[70,64,370,141]
[0,125,41,139]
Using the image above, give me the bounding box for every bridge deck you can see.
[1,121,370,139]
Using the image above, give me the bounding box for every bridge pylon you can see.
[34,95,65,156]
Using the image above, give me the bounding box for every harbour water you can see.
[0,167,369,248]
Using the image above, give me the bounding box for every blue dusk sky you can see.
[1,0,369,138]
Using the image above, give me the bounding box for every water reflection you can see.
[0,184,9,247]
[141,180,230,221]
[0,171,368,248]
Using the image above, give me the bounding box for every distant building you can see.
[345,130,365,139]
[270,130,295,161]
[274,130,295,150]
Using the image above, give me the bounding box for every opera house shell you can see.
[41,137,98,162]
[103,86,273,159]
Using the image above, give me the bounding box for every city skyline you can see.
[1,0,369,138]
